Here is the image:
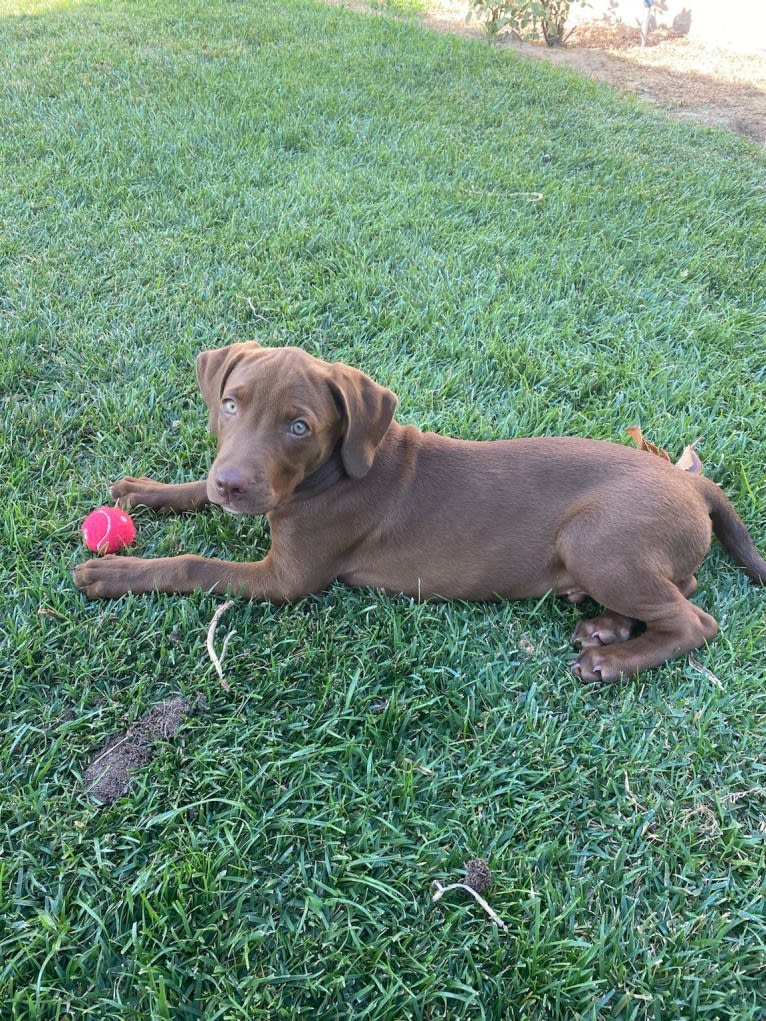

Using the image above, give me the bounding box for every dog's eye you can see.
[289,419,310,437]
[221,398,237,416]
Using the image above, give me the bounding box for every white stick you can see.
[206,600,236,690]
[431,880,509,931]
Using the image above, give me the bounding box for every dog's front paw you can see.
[110,477,172,512]
[74,556,151,599]
[571,648,627,684]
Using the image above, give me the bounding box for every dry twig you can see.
[206,599,236,690]
[431,879,508,931]
[688,654,723,689]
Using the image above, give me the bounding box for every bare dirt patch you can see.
[509,21,766,146]
[332,0,766,146]
[83,695,204,804]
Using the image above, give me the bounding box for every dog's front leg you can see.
[110,477,211,513]
[73,551,322,603]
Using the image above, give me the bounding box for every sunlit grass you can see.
[1,0,765,1017]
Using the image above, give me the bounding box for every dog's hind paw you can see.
[572,612,639,650]
[571,649,623,684]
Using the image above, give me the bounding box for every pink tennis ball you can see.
[81,506,136,555]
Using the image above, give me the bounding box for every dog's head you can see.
[196,342,398,515]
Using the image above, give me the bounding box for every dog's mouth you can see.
[211,495,276,517]
[219,503,248,516]
[206,478,278,517]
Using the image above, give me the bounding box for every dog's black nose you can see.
[214,467,250,502]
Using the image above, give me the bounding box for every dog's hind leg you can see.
[573,598,717,682]
[557,498,715,680]
[572,576,699,651]
[569,572,717,682]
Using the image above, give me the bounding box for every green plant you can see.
[467,0,529,41]
[536,0,579,44]
[468,0,585,45]
[375,0,430,17]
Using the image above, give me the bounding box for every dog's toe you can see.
[572,649,612,684]
[571,629,605,650]
[573,612,638,649]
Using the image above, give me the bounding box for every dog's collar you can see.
[294,442,346,496]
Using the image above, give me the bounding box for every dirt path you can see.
[335,0,766,146]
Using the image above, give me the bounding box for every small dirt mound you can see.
[83,695,204,804]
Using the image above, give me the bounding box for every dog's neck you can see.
[294,442,346,497]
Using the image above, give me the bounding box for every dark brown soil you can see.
[83,695,203,804]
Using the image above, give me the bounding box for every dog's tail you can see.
[699,476,766,585]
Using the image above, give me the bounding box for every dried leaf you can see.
[676,444,704,474]
[519,635,536,656]
[38,607,66,621]
[626,425,671,461]
[627,427,704,474]
[688,654,722,688]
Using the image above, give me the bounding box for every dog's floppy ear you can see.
[329,363,398,479]
[196,342,263,433]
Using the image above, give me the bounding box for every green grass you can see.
[2,0,765,1017]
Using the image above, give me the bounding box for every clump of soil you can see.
[464,857,492,892]
[83,695,204,804]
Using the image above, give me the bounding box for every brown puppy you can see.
[74,342,766,682]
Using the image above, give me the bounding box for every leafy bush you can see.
[467,0,585,45]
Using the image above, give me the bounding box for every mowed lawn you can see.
[1,0,765,1017]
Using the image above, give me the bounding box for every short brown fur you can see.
[74,342,766,682]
